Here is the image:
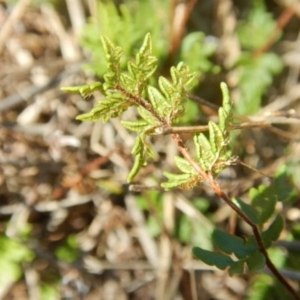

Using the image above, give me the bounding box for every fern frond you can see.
[127,133,156,181]
[61,82,103,98]
[162,171,202,190]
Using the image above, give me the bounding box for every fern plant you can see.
[62,35,299,299]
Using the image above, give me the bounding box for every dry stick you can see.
[187,93,300,140]
[116,86,300,300]
[188,92,272,123]
[155,121,270,135]
[238,160,273,181]
[188,92,261,126]
[155,118,300,135]
[156,113,300,134]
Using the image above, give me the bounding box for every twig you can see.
[154,118,300,135]
[188,92,300,124]
[154,122,269,135]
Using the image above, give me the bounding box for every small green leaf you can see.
[100,36,123,87]
[121,119,149,132]
[246,250,266,272]
[218,82,232,132]
[170,64,181,86]
[250,187,276,224]
[127,33,157,89]
[144,140,156,158]
[162,171,191,182]
[171,62,196,89]
[272,165,295,202]
[194,134,201,161]
[135,55,157,79]
[128,134,155,181]
[220,82,231,114]
[174,156,195,174]
[218,107,227,132]
[101,36,122,63]
[198,134,213,159]
[147,86,166,111]
[193,247,234,270]
[213,229,257,259]
[228,260,245,276]
[158,76,175,101]
[233,198,259,224]
[76,92,131,122]
[166,62,196,107]
[128,153,145,182]
[194,134,214,170]
[76,110,98,122]
[138,33,152,59]
[262,214,284,248]
[61,82,103,97]
[162,172,200,190]
[131,135,143,155]
[208,121,224,153]
[137,106,160,125]
[120,73,135,88]
[100,35,114,55]
[161,180,182,190]
[127,61,140,80]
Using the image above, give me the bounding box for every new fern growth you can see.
[162,82,236,189]
[63,34,235,185]
[62,34,299,300]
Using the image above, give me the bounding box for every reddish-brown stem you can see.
[171,133,208,180]
[172,132,299,300]
[116,86,299,299]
